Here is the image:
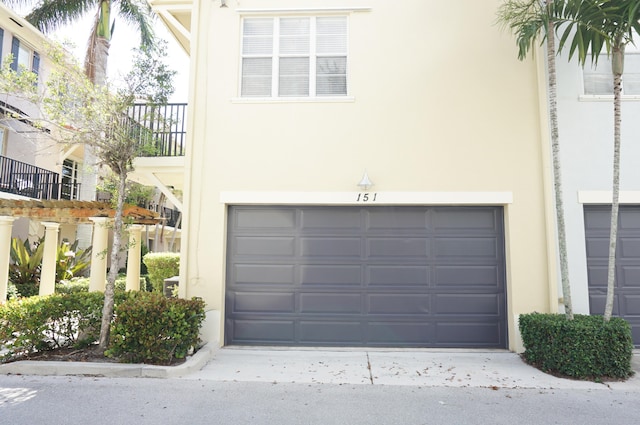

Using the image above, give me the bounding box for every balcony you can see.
[0,155,79,200]
[129,103,187,157]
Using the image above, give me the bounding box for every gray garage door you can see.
[225,206,507,348]
[585,205,640,346]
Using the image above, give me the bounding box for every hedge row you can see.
[519,313,633,380]
[0,291,204,365]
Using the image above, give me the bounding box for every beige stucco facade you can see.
[153,0,556,351]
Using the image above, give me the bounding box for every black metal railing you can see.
[0,155,79,200]
[128,103,187,157]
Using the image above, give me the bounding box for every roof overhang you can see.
[148,0,193,55]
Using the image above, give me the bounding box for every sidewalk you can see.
[3,344,640,390]
[187,347,640,390]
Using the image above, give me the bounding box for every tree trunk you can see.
[546,4,573,319]
[603,47,624,322]
[97,169,127,352]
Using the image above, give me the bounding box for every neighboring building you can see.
[151,0,557,351]
[556,43,640,344]
[0,3,83,243]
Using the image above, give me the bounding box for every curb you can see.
[0,343,217,378]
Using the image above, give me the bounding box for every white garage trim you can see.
[578,191,640,204]
[220,191,514,206]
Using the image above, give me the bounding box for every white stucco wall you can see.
[180,0,555,350]
[555,51,640,314]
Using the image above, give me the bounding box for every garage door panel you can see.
[226,206,507,348]
[299,321,363,344]
[585,238,609,258]
[368,266,430,286]
[300,209,361,230]
[301,237,361,257]
[619,238,640,258]
[368,238,429,258]
[235,237,295,256]
[434,294,502,315]
[620,294,640,316]
[300,265,361,285]
[367,322,434,344]
[620,210,640,229]
[232,292,295,313]
[368,294,430,315]
[235,264,296,285]
[235,209,296,229]
[436,322,503,345]
[435,266,500,287]
[299,293,362,314]
[588,294,620,315]
[366,209,429,231]
[433,209,498,231]
[231,320,295,343]
[587,266,607,288]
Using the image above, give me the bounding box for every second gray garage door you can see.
[225,206,507,348]
[585,205,640,346]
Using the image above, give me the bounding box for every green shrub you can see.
[56,278,90,294]
[142,252,180,293]
[0,292,106,362]
[106,292,205,365]
[519,313,634,380]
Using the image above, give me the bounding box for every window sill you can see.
[231,96,356,104]
[579,94,640,102]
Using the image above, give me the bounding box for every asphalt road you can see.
[1,375,639,425]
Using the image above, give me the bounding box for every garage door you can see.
[225,206,507,348]
[585,205,640,346]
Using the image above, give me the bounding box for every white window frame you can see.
[238,15,350,101]
[61,158,80,200]
[580,45,640,101]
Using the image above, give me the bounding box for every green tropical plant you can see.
[56,240,93,282]
[8,238,44,298]
[555,0,640,321]
[497,0,573,319]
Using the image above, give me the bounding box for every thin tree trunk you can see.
[604,50,624,321]
[97,170,127,352]
[546,3,573,319]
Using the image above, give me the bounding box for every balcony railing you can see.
[128,103,187,157]
[0,155,79,200]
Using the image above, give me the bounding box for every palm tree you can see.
[4,0,155,85]
[556,0,640,321]
[498,0,574,320]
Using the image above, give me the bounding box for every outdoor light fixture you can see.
[358,171,373,191]
[220,0,228,7]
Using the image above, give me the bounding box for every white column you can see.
[126,225,143,291]
[39,222,60,296]
[88,217,110,292]
[0,217,16,303]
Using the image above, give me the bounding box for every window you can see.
[61,159,80,200]
[10,36,40,79]
[241,16,347,98]
[583,49,640,95]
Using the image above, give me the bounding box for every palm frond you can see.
[117,0,156,48]
[496,0,548,61]
[24,0,100,34]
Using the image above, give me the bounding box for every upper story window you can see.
[9,36,40,80]
[583,48,640,96]
[61,158,80,200]
[241,16,348,99]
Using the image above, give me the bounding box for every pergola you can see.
[0,199,163,302]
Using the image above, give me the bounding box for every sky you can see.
[14,5,190,103]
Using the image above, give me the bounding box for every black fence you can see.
[0,155,79,200]
[128,103,187,157]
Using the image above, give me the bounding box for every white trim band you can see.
[220,191,513,205]
[578,191,640,204]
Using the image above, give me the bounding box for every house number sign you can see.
[356,193,377,202]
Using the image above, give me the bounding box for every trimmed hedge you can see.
[519,313,633,380]
[143,252,180,293]
[106,292,205,365]
[0,292,106,362]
